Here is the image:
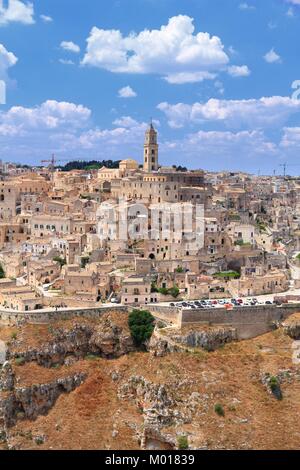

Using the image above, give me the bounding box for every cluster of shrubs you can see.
[151,283,180,298]
[269,376,283,401]
[214,403,225,417]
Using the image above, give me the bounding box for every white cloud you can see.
[158,96,300,129]
[0,102,149,163]
[161,129,278,171]
[239,3,256,10]
[118,86,137,98]
[228,65,251,77]
[214,80,225,95]
[280,127,300,148]
[0,100,91,131]
[268,21,277,29]
[0,43,18,81]
[286,7,295,17]
[40,14,53,23]
[168,130,275,155]
[60,41,80,54]
[113,116,139,127]
[228,46,238,56]
[264,48,281,63]
[283,2,299,19]
[164,71,216,84]
[82,15,229,84]
[0,0,34,26]
[0,99,298,173]
[59,59,75,65]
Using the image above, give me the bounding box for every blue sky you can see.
[0,0,300,174]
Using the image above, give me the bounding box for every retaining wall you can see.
[147,305,182,325]
[181,304,300,339]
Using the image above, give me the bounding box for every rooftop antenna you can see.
[279,163,287,177]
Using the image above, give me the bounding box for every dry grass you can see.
[2,316,300,450]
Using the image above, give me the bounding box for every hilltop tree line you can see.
[12,161,189,172]
[58,160,121,172]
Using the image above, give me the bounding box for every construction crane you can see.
[41,154,62,171]
[41,155,98,170]
[41,154,79,173]
[279,163,300,177]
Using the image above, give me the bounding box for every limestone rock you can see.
[149,326,237,356]
[0,362,15,392]
[0,367,86,428]
[283,322,300,340]
[171,327,238,352]
[7,317,135,368]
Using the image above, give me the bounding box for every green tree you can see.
[59,159,120,172]
[175,267,184,273]
[128,309,155,347]
[169,285,180,298]
[151,282,159,293]
[81,256,90,268]
[53,256,66,268]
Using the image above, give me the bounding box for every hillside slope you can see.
[1,313,300,450]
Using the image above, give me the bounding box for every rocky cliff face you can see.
[149,326,237,356]
[118,375,202,450]
[7,316,135,368]
[283,322,300,340]
[171,327,237,352]
[0,361,86,431]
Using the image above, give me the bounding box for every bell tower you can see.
[143,122,159,172]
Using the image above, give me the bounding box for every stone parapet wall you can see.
[181,304,300,339]
[147,305,182,326]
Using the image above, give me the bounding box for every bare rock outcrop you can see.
[119,375,178,427]
[149,326,237,356]
[148,332,181,357]
[0,361,86,429]
[283,322,300,340]
[7,317,135,368]
[89,316,135,357]
[172,327,237,352]
[119,375,201,450]
[0,362,15,392]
